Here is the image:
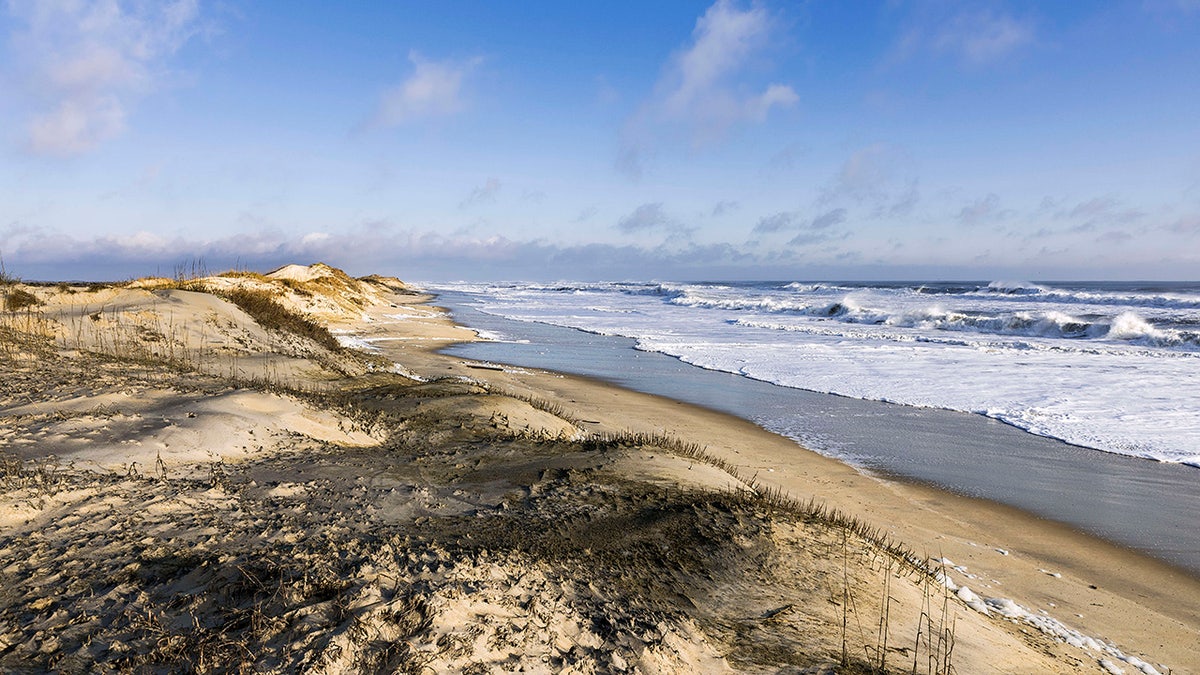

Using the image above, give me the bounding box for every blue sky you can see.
[1,1,1198,281]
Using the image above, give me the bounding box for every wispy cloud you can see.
[459,178,501,208]
[753,211,800,234]
[752,208,847,246]
[819,144,919,218]
[934,10,1034,64]
[892,8,1034,67]
[1164,213,1200,235]
[712,200,739,216]
[574,206,599,223]
[6,0,202,156]
[788,208,848,246]
[957,193,1010,227]
[1143,0,1200,20]
[619,0,797,179]
[1059,196,1144,230]
[1096,229,1134,243]
[368,51,481,128]
[615,202,697,242]
[617,202,675,232]
[659,0,797,130]
[764,141,807,173]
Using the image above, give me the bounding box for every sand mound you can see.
[2,387,378,476]
[16,264,401,383]
[403,394,580,440]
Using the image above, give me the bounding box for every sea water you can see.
[434,280,1200,468]
[430,280,1200,572]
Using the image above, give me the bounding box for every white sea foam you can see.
[333,332,381,352]
[932,566,1164,673]
[470,328,530,343]
[436,280,1200,466]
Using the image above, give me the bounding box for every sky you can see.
[1,0,1199,282]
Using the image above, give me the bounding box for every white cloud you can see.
[744,83,799,121]
[890,8,1034,67]
[934,10,1034,64]
[301,232,331,246]
[0,221,748,282]
[4,216,1196,283]
[619,0,797,179]
[6,0,201,155]
[659,0,796,126]
[370,51,481,128]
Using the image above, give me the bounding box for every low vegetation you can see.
[4,288,40,312]
[0,264,977,672]
[219,286,342,352]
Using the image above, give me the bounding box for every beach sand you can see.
[1,264,1196,673]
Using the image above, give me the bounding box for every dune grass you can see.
[129,267,344,353]
[4,288,40,312]
[219,287,342,352]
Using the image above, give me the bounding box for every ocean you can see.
[434,280,1200,467]
[430,280,1200,572]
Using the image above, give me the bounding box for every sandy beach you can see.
[2,264,1197,674]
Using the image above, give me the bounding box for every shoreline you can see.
[390,295,1200,671]
[2,267,1196,672]
[436,292,1200,578]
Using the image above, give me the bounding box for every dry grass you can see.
[219,287,342,352]
[0,452,70,497]
[573,428,959,673]
[485,387,584,426]
[0,303,56,363]
[0,265,974,673]
[59,303,201,373]
[0,355,965,673]
[583,428,927,580]
[3,288,38,312]
[1,257,41,312]
[218,270,273,282]
[124,267,344,353]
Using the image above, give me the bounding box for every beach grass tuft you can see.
[3,288,39,312]
[219,287,342,352]
[584,428,929,580]
[488,387,584,426]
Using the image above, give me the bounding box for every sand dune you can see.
[1,264,1193,673]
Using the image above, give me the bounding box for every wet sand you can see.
[398,295,1200,672]
[439,296,1200,577]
